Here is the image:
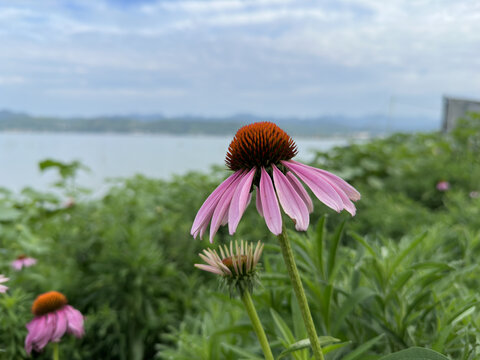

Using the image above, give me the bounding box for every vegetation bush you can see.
[0,113,479,359]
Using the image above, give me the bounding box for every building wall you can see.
[442,96,480,132]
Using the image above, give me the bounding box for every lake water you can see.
[0,132,347,194]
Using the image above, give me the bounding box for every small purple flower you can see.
[191,122,360,242]
[25,291,84,355]
[436,181,450,191]
[11,255,37,271]
[0,275,9,293]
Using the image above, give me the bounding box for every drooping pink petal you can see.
[209,172,245,243]
[320,175,356,215]
[23,258,37,267]
[255,191,263,217]
[259,167,282,235]
[228,167,256,234]
[282,160,343,212]
[272,165,309,231]
[11,260,23,270]
[34,313,56,352]
[191,171,243,239]
[290,160,361,201]
[285,172,314,213]
[25,317,44,354]
[51,309,68,342]
[65,305,85,338]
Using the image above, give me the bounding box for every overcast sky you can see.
[0,0,479,119]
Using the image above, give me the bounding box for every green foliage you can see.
[1,114,480,359]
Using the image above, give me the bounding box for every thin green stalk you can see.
[241,290,275,360]
[52,342,59,360]
[277,226,325,360]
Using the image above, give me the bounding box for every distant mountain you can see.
[0,109,440,136]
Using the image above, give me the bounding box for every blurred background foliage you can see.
[1,114,480,359]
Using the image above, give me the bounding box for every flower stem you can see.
[52,343,59,360]
[241,291,274,360]
[277,227,325,360]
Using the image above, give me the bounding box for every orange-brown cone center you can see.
[17,254,27,260]
[222,255,248,271]
[225,122,297,171]
[32,291,68,316]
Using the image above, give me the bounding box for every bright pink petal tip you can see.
[283,160,360,216]
[272,165,309,231]
[228,167,256,235]
[209,172,245,243]
[289,160,361,201]
[259,167,282,235]
[286,172,314,213]
[191,170,242,239]
[65,305,85,338]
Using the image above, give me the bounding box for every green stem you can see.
[277,226,325,360]
[241,291,275,360]
[52,343,59,360]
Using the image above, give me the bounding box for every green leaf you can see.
[332,287,375,334]
[378,347,449,359]
[221,343,263,360]
[315,216,326,278]
[327,221,345,282]
[277,336,340,359]
[342,334,385,360]
[270,309,295,345]
[349,231,377,257]
[387,232,427,280]
[0,204,21,221]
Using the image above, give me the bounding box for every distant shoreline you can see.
[0,110,438,136]
[0,129,370,140]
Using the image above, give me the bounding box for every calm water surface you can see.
[0,132,346,194]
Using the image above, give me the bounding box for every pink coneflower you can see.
[191,122,360,242]
[0,275,8,293]
[25,291,84,355]
[11,254,37,271]
[436,181,450,191]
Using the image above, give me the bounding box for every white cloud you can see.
[0,0,479,118]
[0,76,26,84]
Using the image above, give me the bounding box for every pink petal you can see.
[282,160,343,212]
[259,167,282,235]
[255,190,263,217]
[35,313,56,352]
[65,305,85,338]
[272,165,309,231]
[11,260,23,270]
[26,316,49,352]
[24,258,37,267]
[286,172,314,213]
[51,309,68,342]
[191,171,243,239]
[194,264,224,275]
[290,160,361,201]
[228,168,256,234]
[209,172,245,243]
[25,317,43,354]
[0,285,7,293]
[319,175,356,216]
